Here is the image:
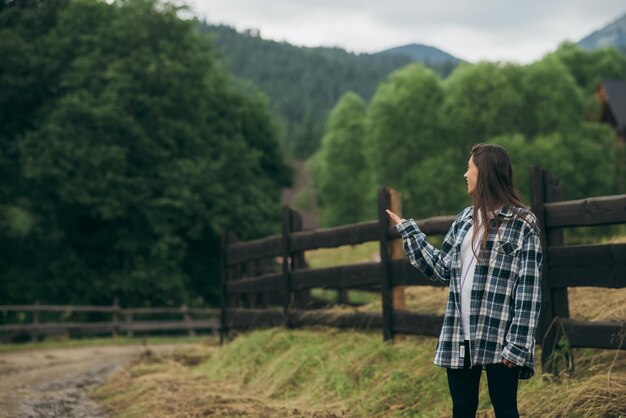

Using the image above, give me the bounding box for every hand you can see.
[503,358,516,368]
[386,209,405,225]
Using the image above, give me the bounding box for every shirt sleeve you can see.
[394,214,460,284]
[502,227,543,366]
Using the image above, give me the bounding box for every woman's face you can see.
[464,156,478,195]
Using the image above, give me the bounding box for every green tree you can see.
[0,0,289,306]
[309,92,373,226]
[550,42,626,94]
[520,57,585,138]
[442,62,525,150]
[492,123,617,202]
[364,64,446,217]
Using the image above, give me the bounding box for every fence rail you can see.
[221,167,626,373]
[0,303,220,342]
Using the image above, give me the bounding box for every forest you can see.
[309,46,626,226]
[0,0,290,307]
[1,0,625,308]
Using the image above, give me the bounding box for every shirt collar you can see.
[464,206,517,220]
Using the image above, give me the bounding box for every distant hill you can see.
[376,43,463,65]
[199,24,459,159]
[578,12,626,53]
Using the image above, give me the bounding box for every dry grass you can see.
[520,348,626,417]
[568,287,626,321]
[94,329,626,418]
[94,345,346,417]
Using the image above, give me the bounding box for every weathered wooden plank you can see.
[392,310,444,337]
[543,171,570,321]
[121,307,220,315]
[225,272,283,294]
[0,305,117,313]
[530,166,557,365]
[378,188,394,341]
[290,221,379,252]
[561,319,626,349]
[290,310,382,330]
[226,236,283,266]
[0,322,115,332]
[389,259,448,287]
[224,309,284,330]
[0,320,220,333]
[119,319,219,332]
[544,194,626,228]
[291,263,382,290]
[548,243,626,288]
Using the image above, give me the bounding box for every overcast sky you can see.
[190,0,626,63]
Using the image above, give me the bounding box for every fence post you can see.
[112,298,120,339]
[125,311,134,337]
[219,231,229,344]
[182,304,195,337]
[31,300,40,343]
[281,206,294,327]
[543,171,569,320]
[378,187,403,342]
[290,210,310,309]
[530,166,569,373]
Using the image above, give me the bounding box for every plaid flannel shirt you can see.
[396,206,543,379]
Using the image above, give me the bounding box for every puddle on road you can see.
[14,365,116,418]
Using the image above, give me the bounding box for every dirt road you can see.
[0,343,190,418]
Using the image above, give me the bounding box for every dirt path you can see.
[0,343,191,418]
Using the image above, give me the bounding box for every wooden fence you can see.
[221,168,626,371]
[0,302,220,342]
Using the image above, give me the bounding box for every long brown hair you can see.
[469,144,527,255]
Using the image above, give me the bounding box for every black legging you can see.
[446,341,520,418]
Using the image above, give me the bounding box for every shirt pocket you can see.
[491,240,521,276]
[494,240,520,257]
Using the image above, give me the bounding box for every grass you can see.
[93,327,626,418]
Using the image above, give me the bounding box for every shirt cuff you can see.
[395,218,420,238]
[502,342,528,366]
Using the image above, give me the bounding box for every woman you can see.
[386,144,542,418]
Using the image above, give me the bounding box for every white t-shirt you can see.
[459,209,498,340]
[459,223,481,340]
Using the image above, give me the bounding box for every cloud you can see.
[192,0,626,63]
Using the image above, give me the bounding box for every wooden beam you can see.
[392,310,444,337]
[290,221,379,252]
[226,236,283,266]
[544,194,626,228]
[291,263,382,290]
[389,259,448,287]
[561,319,626,349]
[226,272,283,294]
[548,243,626,288]
[224,309,284,330]
[290,310,382,330]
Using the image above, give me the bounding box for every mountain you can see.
[376,43,463,65]
[199,24,459,159]
[578,13,626,53]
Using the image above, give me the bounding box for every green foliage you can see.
[550,42,626,94]
[365,64,448,217]
[520,57,585,138]
[0,0,289,306]
[312,47,623,224]
[201,24,459,159]
[442,62,525,149]
[309,92,373,226]
[493,124,617,202]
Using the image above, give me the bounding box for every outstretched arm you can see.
[387,209,458,284]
